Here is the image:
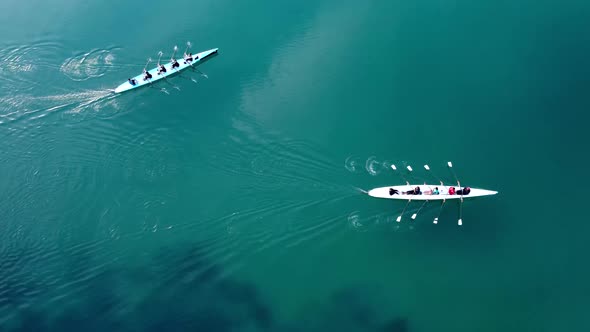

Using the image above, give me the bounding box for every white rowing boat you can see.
[114,42,218,94]
[368,185,498,201]
[367,162,498,225]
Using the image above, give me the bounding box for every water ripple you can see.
[60,48,118,81]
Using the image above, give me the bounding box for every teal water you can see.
[1,0,589,331]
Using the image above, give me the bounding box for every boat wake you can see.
[0,89,119,126]
[347,209,418,233]
[345,155,393,176]
[0,41,126,126]
[60,48,118,81]
[0,41,62,74]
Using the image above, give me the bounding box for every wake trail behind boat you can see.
[0,89,119,126]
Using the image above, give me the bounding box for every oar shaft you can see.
[157,51,163,65]
[143,58,151,71]
[171,46,178,60]
[433,199,446,224]
[397,199,411,222]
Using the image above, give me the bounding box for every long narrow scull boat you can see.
[368,185,498,201]
[114,44,218,94]
[367,162,498,225]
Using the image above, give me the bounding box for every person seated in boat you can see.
[448,187,456,195]
[403,186,421,195]
[389,188,399,195]
[183,52,193,64]
[157,64,167,75]
[128,78,137,86]
[171,58,180,69]
[143,70,153,81]
[424,186,439,195]
[456,186,471,195]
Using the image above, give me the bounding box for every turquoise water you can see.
[1,0,589,331]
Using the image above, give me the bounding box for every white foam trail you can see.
[0,89,117,123]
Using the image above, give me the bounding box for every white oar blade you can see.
[424,165,430,171]
[391,164,397,171]
[433,217,438,224]
[407,166,413,172]
[447,161,453,168]
[396,216,402,222]
[458,219,462,226]
[411,213,417,220]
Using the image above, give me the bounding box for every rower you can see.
[143,70,152,81]
[448,187,456,195]
[403,186,421,195]
[157,64,167,75]
[432,187,440,195]
[389,188,399,195]
[171,58,180,69]
[456,187,471,195]
[183,52,193,64]
[128,78,137,86]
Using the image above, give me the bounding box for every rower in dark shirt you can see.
[143,70,152,81]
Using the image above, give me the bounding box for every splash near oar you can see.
[114,43,218,94]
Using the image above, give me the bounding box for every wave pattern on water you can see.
[0,40,126,127]
[60,48,118,81]
[0,41,62,78]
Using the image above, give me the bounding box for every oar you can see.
[390,164,409,185]
[157,51,163,66]
[182,43,209,78]
[406,165,417,186]
[198,69,209,79]
[184,41,192,56]
[448,161,463,226]
[171,45,178,61]
[411,200,428,220]
[433,199,446,224]
[458,197,463,226]
[424,164,444,186]
[142,57,153,84]
[447,161,460,187]
[397,199,411,222]
[143,57,152,72]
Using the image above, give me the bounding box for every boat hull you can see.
[114,48,218,94]
[368,184,497,201]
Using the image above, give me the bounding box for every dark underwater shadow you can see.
[274,286,409,332]
[2,242,273,332]
[3,242,410,332]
